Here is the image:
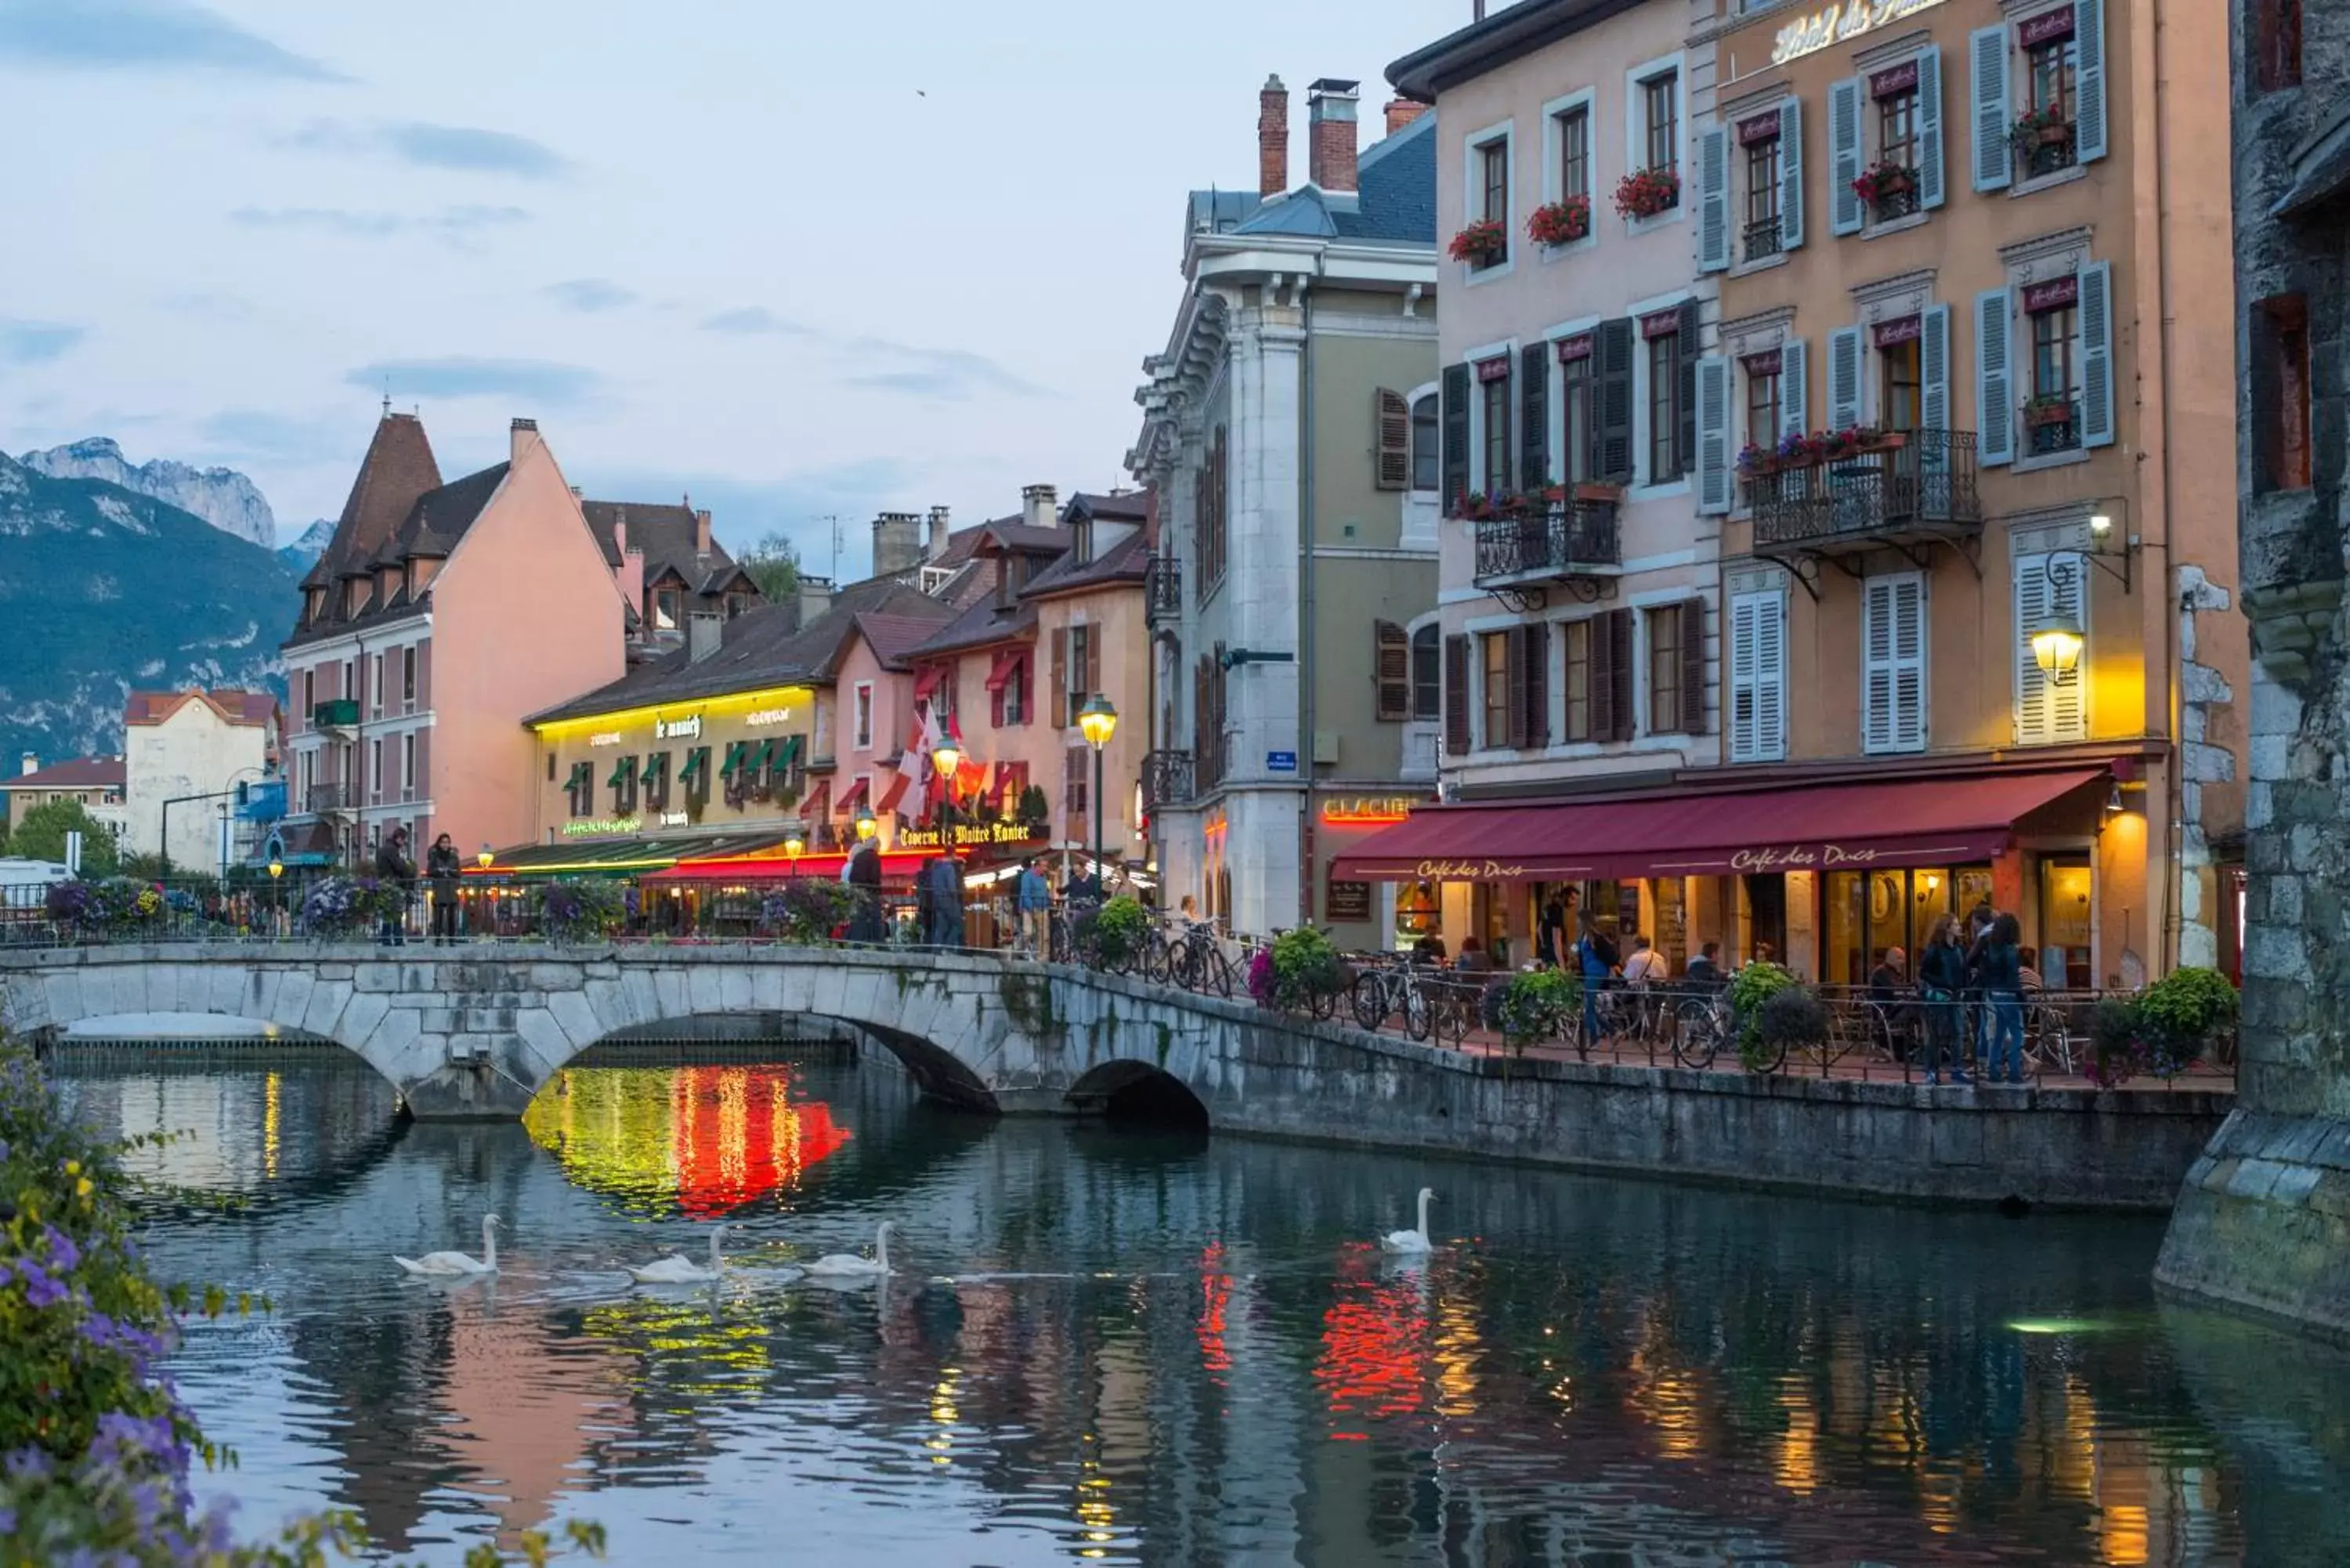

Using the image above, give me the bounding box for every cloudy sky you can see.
[0,0,1452,572]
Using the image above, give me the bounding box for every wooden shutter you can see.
[1083,624,1101,699]
[1591,615,1617,744]
[1678,599,1707,735]
[1969,25,2012,192]
[1443,634,1471,756]
[2080,262,2117,448]
[1695,355,1732,515]
[1916,45,1947,210]
[1781,338,1809,438]
[2016,553,2086,745]
[1828,327,1863,431]
[1829,76,1864,236]
[1864,573,1929,754]
[1503,627,1529,750]
[1696,123,1730,273]
[1755,593,1787,759]
[1921,305,1952,440]
[1522,621,1550,749]
[1374,621,1410,721]
[2076,0,2108,162]
[1677,299,1701,477]
[1778,97,1806,249]
[1596,318,1636,483]
[1976,288,2015,466]
[1520,342,1549,490]
[1376,389,1410,490]
[1441,363,1472,507]
[1611,610,1637,742]
[1050,627,1068,728]
[1729,594,1760,761]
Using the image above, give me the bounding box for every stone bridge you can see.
[0,943,2230,1209]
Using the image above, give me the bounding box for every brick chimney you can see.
[872,511,921,576]
[1258,74,1289,197]
[926,505,951,561]
[694,508,712,556]
[510,417,540,464]
[1021,484,1058,530]
[1307,79,1361,193]
[1384,99,1429,136]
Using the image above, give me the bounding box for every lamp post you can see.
[2030,557,2087,683]
[855,804,877,844]
[1078,695,1119,897]
[931,735,962,846]
[267,857,284,942]
[784,832,804,880]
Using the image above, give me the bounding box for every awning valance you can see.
[1330,768,2106,883]
[984,647,1023,692]
[835,778,870,815]
[913,665,945,703]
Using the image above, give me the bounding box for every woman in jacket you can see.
[1918,915,1970,1085]
[1979,912,2028,1085]
[425,833,462,945]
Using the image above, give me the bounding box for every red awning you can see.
[835,778,870,815]
[1329,768,2106,883]
[913,666,944,703]
[802,778,830,822]
[644,850,936,883]
[984,647,1023,692]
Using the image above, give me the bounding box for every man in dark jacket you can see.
[374,828,417,945]
[847,838,884,944]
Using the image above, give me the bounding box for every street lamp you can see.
[855,804,877,842]
[784,832,804,879]
[477,841,494,869]
[931,735,962,845]
[1078,695,1118,895]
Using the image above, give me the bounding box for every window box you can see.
[1527,197,1592,247]
[1851,161,1918,219]
[2011,109,2079,180]
[1613,167,1680,220]
[1741,426,1907,477]
[2024,396,2073,428]
[1448,220,1509,268]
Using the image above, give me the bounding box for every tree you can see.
[11,798,118,875]
[739,532,801,604]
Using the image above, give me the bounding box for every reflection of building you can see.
[524,1064,852,1212]
[121,688,277,872]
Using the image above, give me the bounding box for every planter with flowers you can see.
[2085,967,2238,1086]
[2024,392,2075,428]
[1851,161,1918,219]
[1613,167,1680,221]
[1747,425,1900,475]
[1448,219,1508,268]
[1526,197,1592,247]
[1452,490,1533,522]
[2009,103,2076,154]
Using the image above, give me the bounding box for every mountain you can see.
[0,452,293,768]
[19,437,277,549]
[277,517,334,573]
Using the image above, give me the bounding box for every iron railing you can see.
[1144,555,1182,623]
[305,782,354,815]
[2023,395,2084,458]
[2019,121,2079,180]
[1141,750,1195,815]
[1472,497,1622,587]
[1747,428,1981,549]
[1742,215,1784,263]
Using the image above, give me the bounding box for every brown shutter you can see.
[1609,609,1637,741]
[1441,363,1472,508]
[1375,621,1409,721]
[1443,634,1471,756]
[1050,627,1068,728]
[1678,598,1707,735]
[1520,341,1550,491]
[1523,620,1550,749]
[1591,616,1617,742]
[1504,627,1529,749]
[1083,625,1101,701]
[1376,389,1410,490]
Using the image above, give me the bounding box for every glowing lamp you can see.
[267,858,283,880]
[477,842,494,869]
[855,805,878,842]
[931,739,962,780]
[1077,695,1119,750]
[784,833,804,859]
[2030,614,2085,680]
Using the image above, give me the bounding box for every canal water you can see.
[51,1047,2350,1567]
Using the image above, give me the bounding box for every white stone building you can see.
[121,690,277,874]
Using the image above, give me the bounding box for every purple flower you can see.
[41,1223,81,1273]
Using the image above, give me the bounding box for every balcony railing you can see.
[1472,497,1622,588]
[2023,396,2084,458]
[311,699,360,734]
[2017,120,2078,181]
[1742,215,1784,263]
[1145,555,1182,624]
[305,782,354,816]
[1141,750,1195,815]
[1745,428,1981,550]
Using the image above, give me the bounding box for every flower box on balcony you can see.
[2024,398,2074,428]
[1527,197,1592,247]
[2009,107,2075,153]
[1613,167,1680,220]
[1448,219,1508,267]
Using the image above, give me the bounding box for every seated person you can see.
[1454,938,1491,974]
[1683,941,1726,988]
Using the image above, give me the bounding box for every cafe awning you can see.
[1329,768,2106,883]
[836,777,870,815]
[466,831,795,880]
[984,647,1024,692]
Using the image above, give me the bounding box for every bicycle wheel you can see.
[1401,981,1433,1042]
[1206,948,1237,999]
[1430,985,1468,1047]
[1309,984,1339,1023]
[1170,938,1203,992]
[1351,971,1390,1031]
[1672,1001,1721,1069]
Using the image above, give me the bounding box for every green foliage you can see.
[1089,896,1150,966]
[738,532,801,603]
[1016,786,1049,827]
[2139,966,2238,1050]
[1495,967,1578,1049]
[12,799,119,876]
[1268,927,1348,1012]
[1752,986,1829,1053]
[2088,969,2237,1085]
[761,879,862,944]
[538,878,626,942]
[1728,961,1797,1071]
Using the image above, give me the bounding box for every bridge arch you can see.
[1065,1060,1211,1127]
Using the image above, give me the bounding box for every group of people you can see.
[370,827,465,946]
[1867,903,2040,1085]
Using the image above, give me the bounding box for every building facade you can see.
[2,754,128,843]
[1130,76,1442,947]
[121,688,277,873]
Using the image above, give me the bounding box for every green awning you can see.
[565,761,593,790]
[773,733,805,771]
[743,738,776,776]
[606,754,637,790]
[640,751,670,789]
[678,745,709,786]
[718,740,750,778]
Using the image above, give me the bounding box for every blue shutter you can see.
[2076,0,2109,164]
[1696,356,1732,515]
[1697,125,1730,273]
[1780,338,1808,439]
[1829,78,1864,236]
[2080,262,2116,449]
[1976,288,2015,466]
[1969,26,2012,192]
[1778,98,1805,251]
[1917,45,1946,211]
[1920,305,1951,481]
[1828,327,1863,430]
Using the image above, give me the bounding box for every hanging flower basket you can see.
[1526,197,1591,247]
[1447,219,1508,266]
[1612,167,1679,220]
[1851,161,1917,213]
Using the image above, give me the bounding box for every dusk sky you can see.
[1,0,1455,574]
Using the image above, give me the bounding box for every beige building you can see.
[2,753,127,843]
[121,688,277,874]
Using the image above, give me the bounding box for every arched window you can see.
[1411,623,1441,721]
[1410,393,1441,491]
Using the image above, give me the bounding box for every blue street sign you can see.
[1267,750,1298,772]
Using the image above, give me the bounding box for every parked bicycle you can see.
[1349,952,1435,1042]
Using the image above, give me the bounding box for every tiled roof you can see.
[1230,111,1436,246]
[3,756,125,791]
[1020,528,1152,599]
[1067,490,1151,522]
[580,500,747,605]
[125,689,276,728]
[906,593,1036,660]
[854,610,961,670]
[287,459,511,649]
[300,414,443,592]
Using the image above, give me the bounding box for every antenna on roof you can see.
[381,378,391,417]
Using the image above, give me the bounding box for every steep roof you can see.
[906,591,1036,660]
[301,414,442,592]
[2,756,125,792]
[853,609,961,670]
[1230,110,1437,245]
[1020,526,1152,599]
[287,459,512,649]
[125,689,276,728]
[386,463,508,560]
[580,500,747,597]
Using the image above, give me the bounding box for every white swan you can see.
[628,1223,728,1284]
[1379,1189,1437,1255]
[804,1220,895,1279]
[395,1214,501,1277]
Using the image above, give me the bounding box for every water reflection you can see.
[51,1049,2350,1566]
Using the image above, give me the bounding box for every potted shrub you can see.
[1526,196,1591,247]
[1494,968,1578,1057]
[761,879,859,945]
[1448,219,1508,266]
[1082,894,1152,970]
[1729,960,1797,1072]
[1613,167,1680,220]
[538,877,625,943]
[1268,926,1349,1017]
[1850,161,1917,214]
[2137,966,2240,1078]
[2087,998,2149,1087]
[1748,985,1830,1074]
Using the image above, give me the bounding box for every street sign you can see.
[1266,750,1297,772]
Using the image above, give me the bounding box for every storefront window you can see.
[1396,880,1440,951]
[1821,865,1983,987]
[2038,854,2093,988]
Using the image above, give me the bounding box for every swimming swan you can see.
[396,1214,501,1277]
[804,1220,895,1279]
[1379,1189,1436,1255]
[628,1223,728,1284]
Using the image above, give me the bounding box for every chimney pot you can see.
[1021,484,1059,531]
[1307,78,1361,193]
[686,610,724,663]
[1258,74,1289,198]
[1383,99,1430,136]
[20,751,35,777]
[926,505,951,561]
[797,576,835,627]
[509,417,540,464]
[872,511,922,576]
[694,508,712,556]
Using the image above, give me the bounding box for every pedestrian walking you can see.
[426,833,462,945]
[924,851,967,948]
[1918,915,1969,1085]
[374,828,417,946]
[1016,857,1051,955]
[1980,912,2028,1084]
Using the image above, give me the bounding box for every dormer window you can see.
[344,579,369,617]
[653,587,682,630]
[1072,519,1094,565]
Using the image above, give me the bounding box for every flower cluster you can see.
[44,878,167,934]
[2009,102,2073,149]
[757,880,862,945]
[1740,425,1893,474]
[1447,219,1508,265]
[1850,160,1916,206]
[1612,166,1679,219]
[299,876,402,938]
[539,877,626,943]
[1526,196,1591,247]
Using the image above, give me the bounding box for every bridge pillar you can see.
[401,1058,541,1121]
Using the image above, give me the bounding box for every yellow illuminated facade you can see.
[529,684,819,845]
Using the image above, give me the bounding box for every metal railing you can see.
[311,699,359,732]
[2023,395,2084,458]
[2018,121,2078,180]
[1141,749,1195,814]
[1748,428,1981,549]
[1144,555,1182,624]
[1742,215,1784,263]
[1472,497,1622,586]
[304,782,354,815]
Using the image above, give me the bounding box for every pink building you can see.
[280,414,631,865]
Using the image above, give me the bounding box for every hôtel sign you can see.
[1770,0,1947,65]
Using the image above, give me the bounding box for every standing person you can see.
[1918,916,1969,1085]
[1962,901,1998,1071]
[1535,891,1568,970]
[924,852,966,948]
[374,828,416,946]
[425,833,461,946]
[1979,912,2027,1085]
[1016,858,1052,956]
[847,837,884,944]
[1576,918,1619,1042]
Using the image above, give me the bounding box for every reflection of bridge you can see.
[2,944,2228,1206]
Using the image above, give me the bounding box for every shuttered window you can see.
[1441,364,1472,506]
[1376,389,1410,490]
[1412,624,1441,720]
[1411,394,1441,491]
[1050,628,1069,728]
[2015,552,2088,744]
[1520,622,1550,750]
[1728,591,1787,762]
[1587,608,1636,743]
[1596,318,1636,483]
[1647,605,1683,735]
[1562,620,1593,742]
[1863,572,1928,754]
[1480,631,1512,750]
[1443,634,1472,757]
[1375,621,1410,721]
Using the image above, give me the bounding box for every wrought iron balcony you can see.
[1141,749,1195,815]
[1145,555,1182,624]
[2023,395,2084,458]
[2017,120,2078,180]
[1745,428,1981,551]
[1742,215,1784,263]
[1472,497,1622,590]
[304,782,355,816]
